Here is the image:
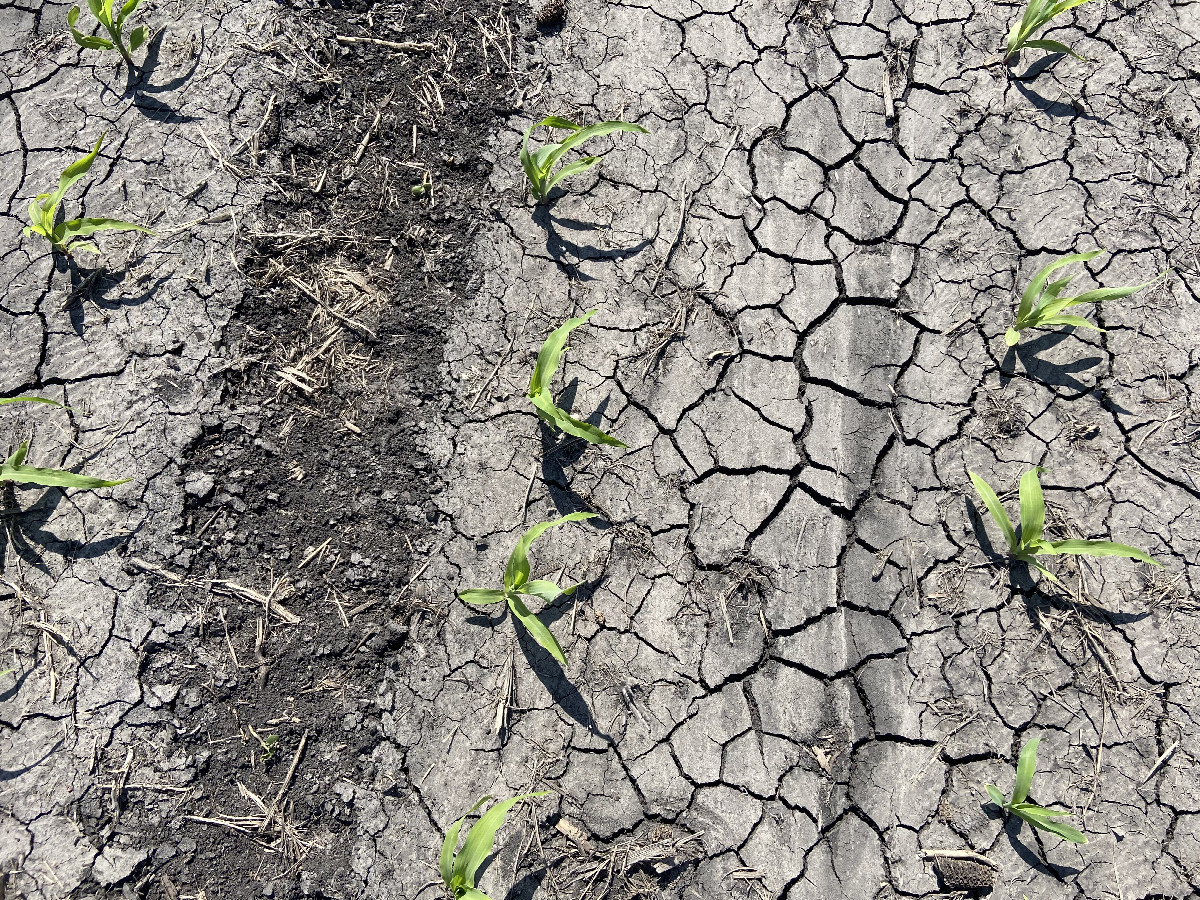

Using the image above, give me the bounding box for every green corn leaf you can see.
[68,8,115,48]
[1016,251,1102,324]
[2,443,128,490]
[985,784,1007,807]
[440,796,491,888]
[520,125,541,198]
[537,115,583,131]
[1069,274,1166,305]
[1039,538,1160,565]
[1011,802,1073,818]
[57,217,154,242]
[0,397,62,407]
[541,401,627,449]
[453,792,550,889]
[1020,39,1084,59]
[458,889,495,900]
[1013,737,1039,805]
[64,240,101,256]
[504,512,597,592]
[1039,313,1101,332]
[544,156,603,194]
[1022,554,1062,584]
[529,310,596,398]
[1017,467,1046,550]
[1014,807,1087,843]
[459,589,507,605]
[508,593,567,663]
[88,0,106,22]
[541,121,648,176]
[116,0,144,26]
[968,470,1017,554]
[49,134,106,214]
[1005,328,1021,346]
[520,580,565,603]
[128,24,147,51]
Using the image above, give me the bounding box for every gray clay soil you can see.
[3,1,1200,899]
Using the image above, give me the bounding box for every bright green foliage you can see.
[985,738,1087,844]
[68,0,149,67]
[1006,250,1164,346]
[968,467,1159,584]
[440,792,549,900]
[0,397,62,407]
[1004,0,1097,62]
[528,310,625,449]
[23,133,154,257]
[2,442,128,491]
[520,116,648,203]
[460,512,597,663]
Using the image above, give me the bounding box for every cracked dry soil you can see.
[3,0,1200,898]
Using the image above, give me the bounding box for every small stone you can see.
[184,472,215,500]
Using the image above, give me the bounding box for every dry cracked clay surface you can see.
[3,0,1200,898]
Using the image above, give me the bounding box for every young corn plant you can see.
[440,792,549,900]
[520,116,648,203]
[1004,0,1097,63]
[528,310,625,449]
[2,398,127,490]
[985,737,1087,844]
[1006,250,1164,346]
[460,512,597,664]
[24,133,153,257]
[68,0,149,68]
[968,467,1159,584]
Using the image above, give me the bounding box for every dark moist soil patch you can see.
[81,1,522,897]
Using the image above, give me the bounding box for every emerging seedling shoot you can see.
[968,467,1158,584]
[68,0,150,68]
[440,792,549,900]
[2,397,128,491]
[985,738,1087,844]
[1004,0,1097,63]
[459,512,597,664]
[24,133,153,257]
[520,116,648,203]
[528,310,626,449]
[1006,250,1164,346]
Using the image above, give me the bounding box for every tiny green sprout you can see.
[440,792,550,900]
[1004,0,1097,63]
[24,133,154,257]
[0,397,63,408]
[1006,250,1166,346]
[528,310,625,449]
[68,0,150,68]
[460,512,597,664]
[968,467,1159,584]
[520,116,648,203]
[261,734,279,763]
[985,737,1087,844]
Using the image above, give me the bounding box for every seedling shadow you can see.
[999,330,1102,392]
[539,380,618,518]
[530,206,652,280]
[0,485,134,576]
[64,261,169,336]
[0,735,66,783]
[96,28,203,123]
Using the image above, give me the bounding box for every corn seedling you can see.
[68,0,149,68]
[1004,0,1097,63]
[969,467,1158,584]
[460,512,597,663]
[24,133,154,257]
[520,116,648,203]
[2,441,128,491]
[440,792,549,900]
[1006,250,1165,346]
[528,310,625,448]
[985,737,1086,844]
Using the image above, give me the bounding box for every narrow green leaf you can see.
[441,796,490,888]
[458,890,495,900]
[508,593,567,663]
[58,217,154,241]
[88,0,106,21]
[1005,328,1021,346]
[546,405,627,448]
[504,512,597,592]
[968,470,1017,554]
[528,310,597,399]
[1012,802,1073,818]
[1013,737,1039,805]
[1039,314,1101,332]
[542,121,648,175]
[459,589,507,605]
[535,115,583,131]
[1017,467,1045,550]
[1020,39,1083,59]
[1023,554,1062,584]
[520,580,565,603]
[1,461,129,489]
[985,784,1007,806]
[1014,808,1087,843]
[127,24,147,52]
[520,123,544,201]
[453,792,550,888]
[1016,251,1103,324]
[48,133,107,214]
[0,397,62,407]
[544,156,603,194]
[1040,539,1160,565]
[117,0,144,26]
